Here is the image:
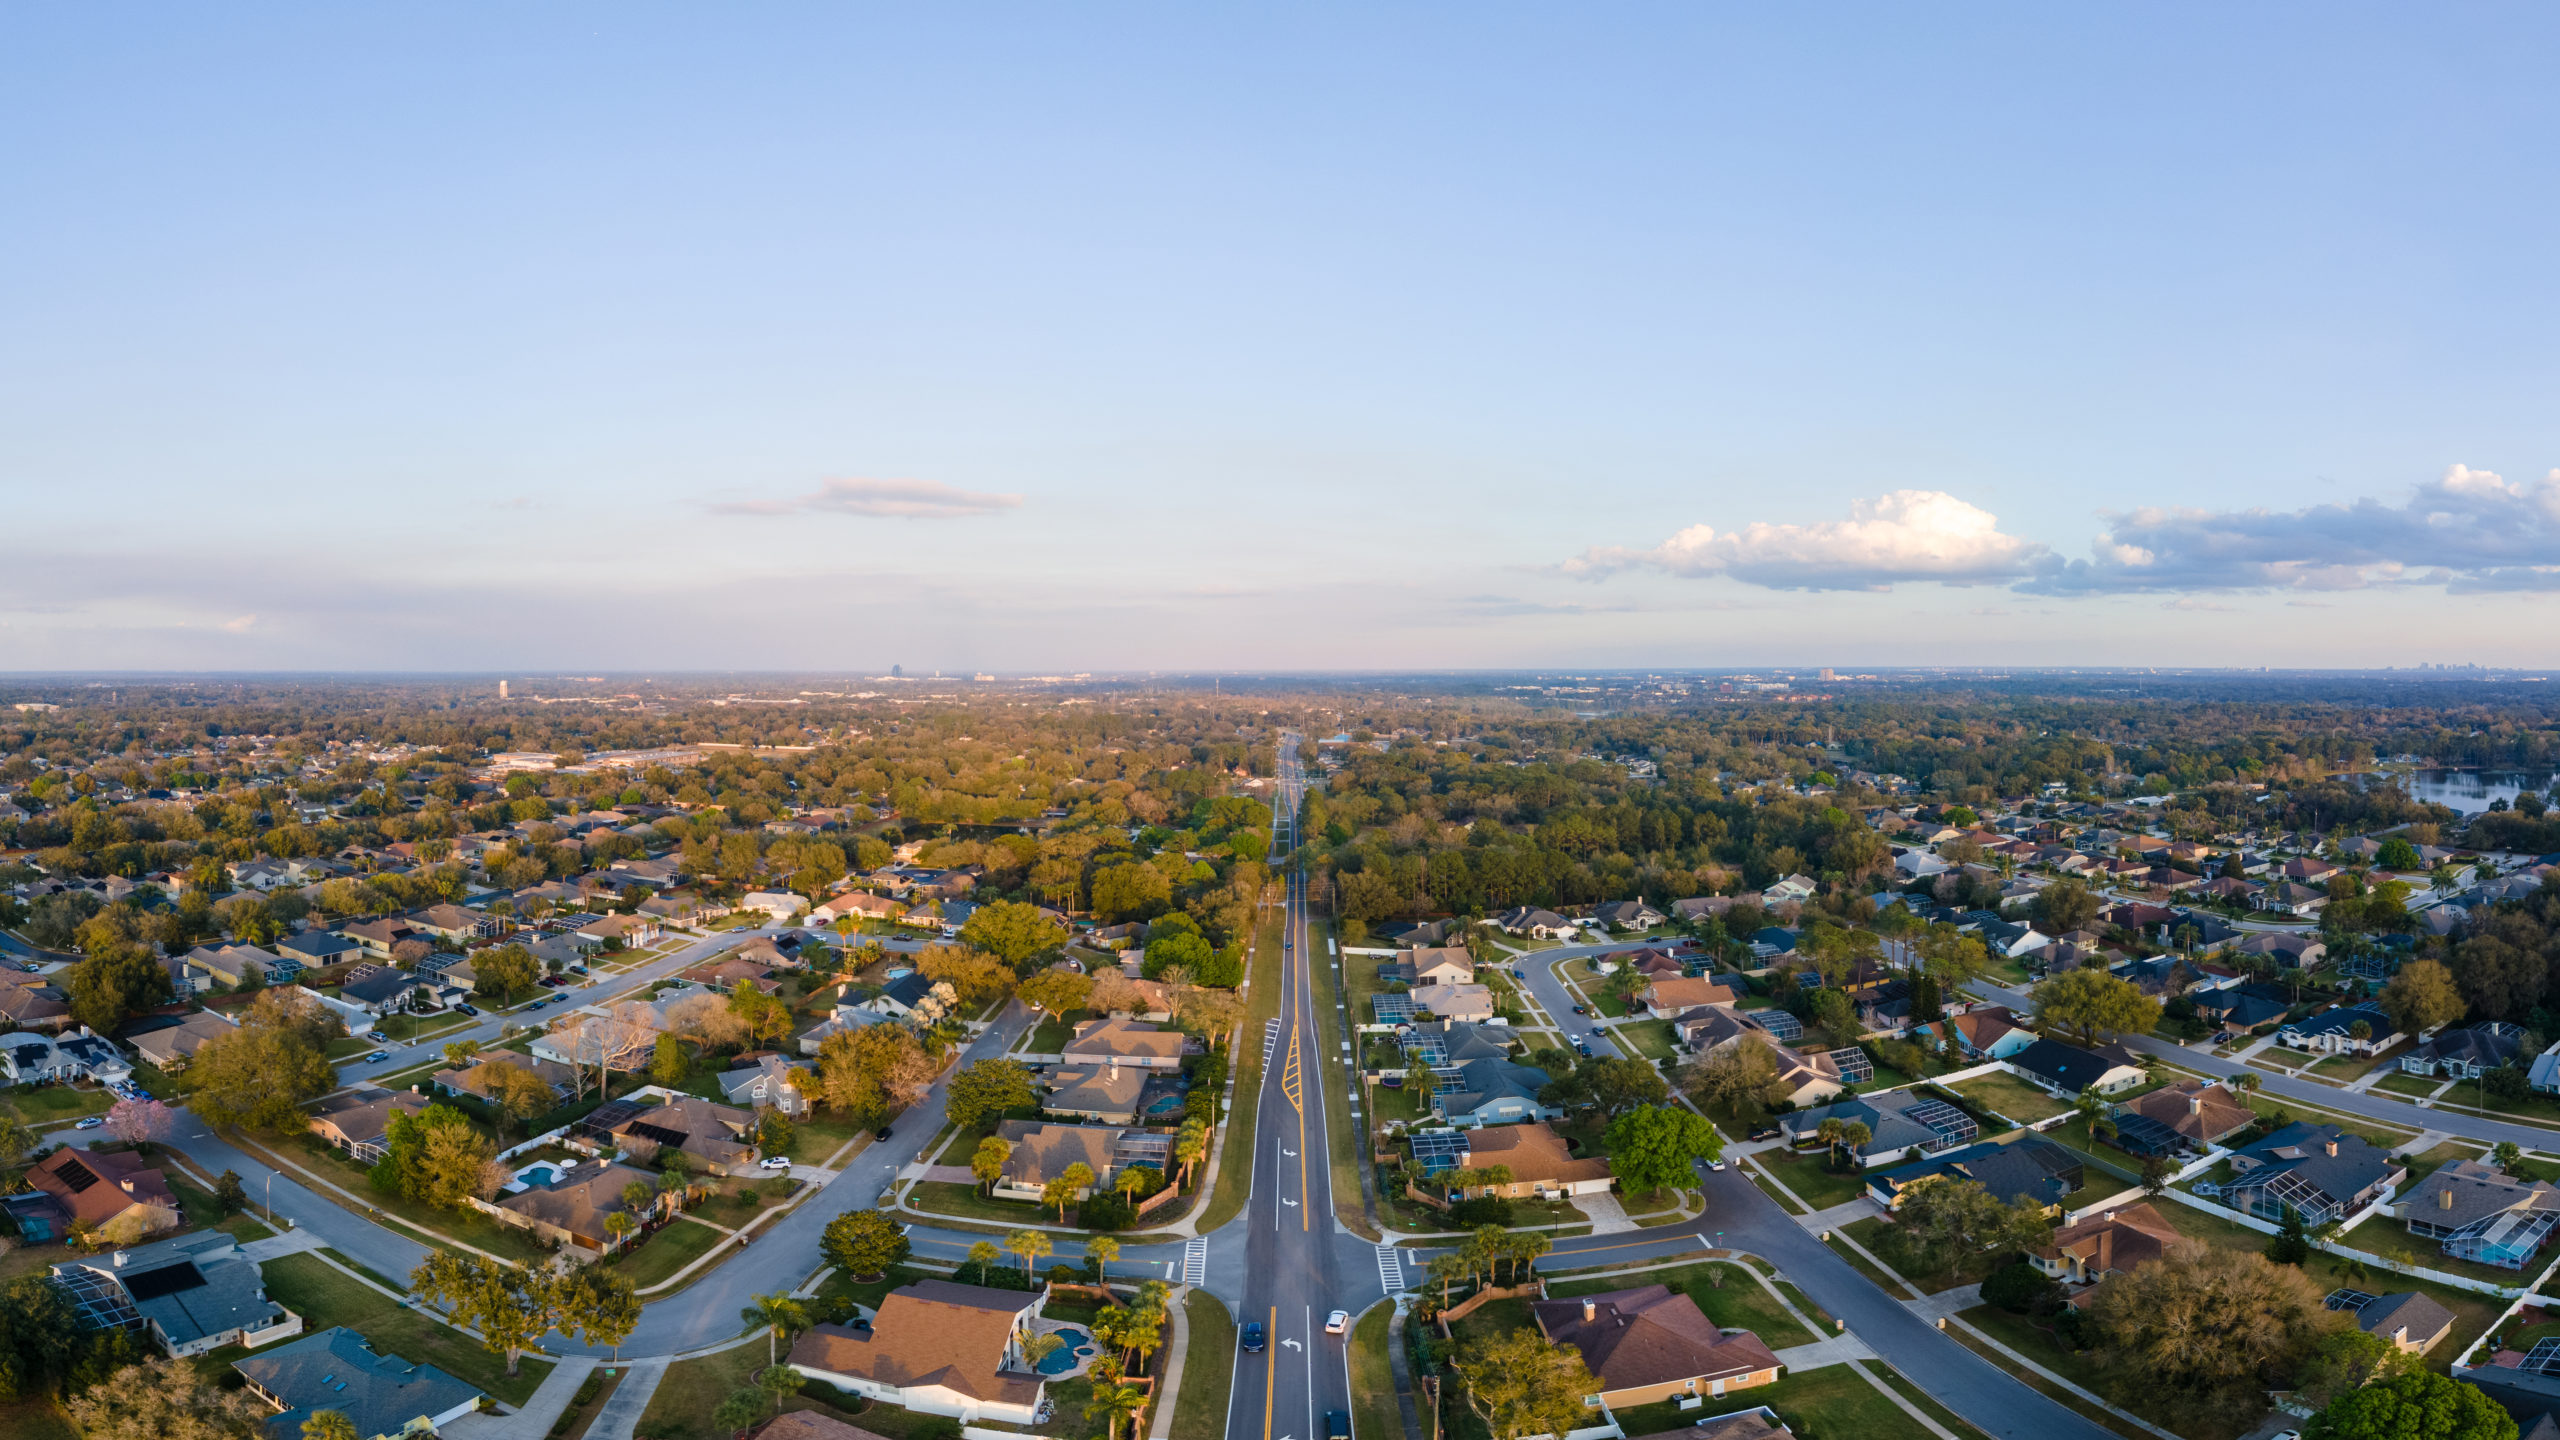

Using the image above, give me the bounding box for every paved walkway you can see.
[1946,1313,2181,1440]
[1799,1197,1881,1231]
[446,1356,599,1440]
[1901,1283,1983,1323]
[1386,1303,1425,1440]
[1773,1333,1878,1368]
[1579,1191,1636,1235]
[1146,1286,1193,1440]
[585,1358,667,1440]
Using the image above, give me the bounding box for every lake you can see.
[2401,770,2557,816]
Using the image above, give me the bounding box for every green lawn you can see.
[909,1180,1077,1229]
[642,1333,925,1439]
[1547,1260,1817,1347]
[1848,1215,2009,1293]
[1825,1231,1914,1293]
[259,1252,554,1406]
[2339,1212,2540,1288]
[1749,1146,1871,1211]
[266,1133,554,1263]
[1175,1289,1238,1440]
[0,1399,74,1440]
[601,1216,728,1288]
[1947,1071,2072,1124]
[1610,1365,1937,1440]
[1961,1302,2254,1440]
[784,1114,869,1164]
[2398,1140,2478,1186]
[1198,908,1285,1234]
[1028,1014,1076,1053]
[2375,1071,2444,1099]
[1349,1301,1399,1440]
[1617,1018,1679,1062]
[1308,918,1378,1238]
[2,1084,113,1126]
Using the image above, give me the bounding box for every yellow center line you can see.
[1262,1304,1278,1440]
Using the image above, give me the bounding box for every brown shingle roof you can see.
[29,1145,177,1227]
[498,1161,657,1248]
[1530,1285,1783,1393]
[789,1280,1041,1409]
[2035,1202,2182,1278]
[1462,1123,1613,1189]
[994,1121,1122,1186]
[1064,1018,1184,1062]
[2121,1080,2255,1143]
[1645,977,1737,1012]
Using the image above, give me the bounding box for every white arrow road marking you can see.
[1282,1149,1296,1157]
[1281,1199,1299,1207]
[1281,1338,1303,1351]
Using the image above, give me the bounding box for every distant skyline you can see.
[5,7,2558,672]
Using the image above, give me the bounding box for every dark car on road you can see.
[1324,1411,1349,1439]
[1241,1321,1266,1353]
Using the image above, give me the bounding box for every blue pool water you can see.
[519,1164,561,1186]
[1037,1329,1093,1375]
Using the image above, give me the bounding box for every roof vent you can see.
[1582,1299,1596,1322]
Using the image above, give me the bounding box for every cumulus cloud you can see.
[2024,465,2560,594]
[1565,490,2048,591]
[715,477,1023,520]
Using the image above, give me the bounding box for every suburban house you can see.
[127,1010,241,1072]
[478,1160,661,1255]
[1868,1136,2084,1212]
[1061,1018,1187,1070]
[2206,1123,2403,1226]
[0,1029,131,1085]
[2110,1080,2256,1156]
[51,1232,301,1358]
[1765,874,1819,905]
[1907,1006,2034,1061]
[236,1326,487,1440]
[1429,1051,1562,1129]
[576,913,661,948]
[336,963,433,1016]
[2237,932,2326,970]
[2029,1202,2183,1289]
[2392,1160,2560,1270]
[788,1280,1048,1426]
[1672,1008,1846,1107]
[411,904,498,942]
[861,973,959,1026]
[2329,1290,2458,1356]
[811,891,902,925]
[990,1121,1124,1203]
[1779,1090,1980,1165]
[1493,906,1574,938]
[339,918,419,959]
[1528,1286,1783,1409]
[1407,983,1496,1024]
[1641,976,1738,1015]
[28,1146,182,1240]
[1445,1122,1616,1199]
[184,943,303,990]
[435,1055,576,1106]
[718,1054,809,1116]
[2402,1023,2528,1079]
[1594,899,1667,931]
[2278,1003,2398,1056]
[599,1095,760,1174]
[1042,1063,1150,1125]
[308,1089,432,1165]
[1380,946,1475,987]
[2190,983,2293,1037]
[0,977,73,1031]
[2007,1038,2148,1097]
[275,930,362,969]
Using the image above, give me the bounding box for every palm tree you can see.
[301,1412,360,1440]
[1087,1237,1120,1284]
[2073,1086,2117,1144]
[741,1293,809,1368]
[1113,1165,1149,1210]
[1006,1228,1052,1282]
[603,1211,636,1253]
[1085,1381,1148,1440]
[1017,1326,1066,1369]
[968,1239,1002,1285]
[1173,1119,1209,1188]
[1837,1121,1872,1169]
[621,1179,658,1221]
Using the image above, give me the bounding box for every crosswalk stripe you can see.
[1375,1243,1402,1294]
[1183,1237,1208,1286]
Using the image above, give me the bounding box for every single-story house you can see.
[339,919,419,959]
[1642,976,1738,1015]
[602,1095,760,1174]
[2393,1160,2560,1270]
[308,1089,432,1166]
[1042,1063,1149,1125]
[2190,983,2293,1037]
[1529,1286,1782,1409]
[2207,1123,2403,1226]
[28,1145,182,1240]
[718,1054,809,1116]
[0,980,73,1031]
[2278,1003,2398,1057]
[1061,1018,1187,1070]
[788,1280,1047,1426]
[1869,1136,2084,1212]
[2111,1080,2255,1155]
[810,892,902,925]
[1907,1006,2035,1062]
[276,930,362,969]
[52,1231,301,1358]
[1379,946,1475,987]
[410,904,497,942]
[2332,1291,2458,1356]
[1447,1122,1615,1199]
[337,963,433,1015]
[236,1325,486,1440]
[127,1010,241,1072]
[1493,907,1574,939]
[478,1160,661,1255]
[1764,874,1818,905]
[1407,983,1496,1024]
[1,1030,130,1085]
[861,972,958,1026]
[1432,1055,1562,1128]
[1673,1009,1845,1107]
[738,890,805,922]
[2401,1022,2527,1079]
[1780,1090,1980,1165]
[2007,1038,2147,1097]
[184,944,303,991]
[990,1120,1124,1202]
[1595,900,1667,931]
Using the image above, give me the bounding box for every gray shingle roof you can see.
[236,1325,483,1440]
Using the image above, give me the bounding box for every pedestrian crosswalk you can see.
[1183,1236,1208,1286]
[1375,1243,1404,1295]
[1262,1018,1282,1062]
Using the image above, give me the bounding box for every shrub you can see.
[1982,1259,2059,1314]
[1449,1196,1514,1228]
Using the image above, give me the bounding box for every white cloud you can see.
[715,477,1023,520]
[1566,490,2048,591]
[2025,465,2560,594]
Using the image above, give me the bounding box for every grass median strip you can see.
[1348,1301,1399,1440]
[1198,908,1285,1234]
[1174,1289,1238,1440]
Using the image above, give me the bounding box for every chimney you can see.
[2441,1186,2455,1211]
[1582,1299,1597,1322]
[2325,1140,2339,1158]
[2188,1096,2203,1117]
[113,1250,129,1268]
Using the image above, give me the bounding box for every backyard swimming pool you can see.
[1037,1328,1096,1375]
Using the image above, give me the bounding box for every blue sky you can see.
[5,6,2558,672]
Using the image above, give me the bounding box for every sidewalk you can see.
[447,1357,598,1440]
[1578,1192,1636,1235]
[1900,1282,1982,1323]
[1145,1285,1193,1440]
[585,1359,667,1440]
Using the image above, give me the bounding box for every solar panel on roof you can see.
[123,1261,206,1301]
[55,1158,99,1194]
[627,1121,691,1149]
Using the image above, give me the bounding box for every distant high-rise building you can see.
[499,680,509,698]
[1819,668,1835,681]
[891,664,903,678]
